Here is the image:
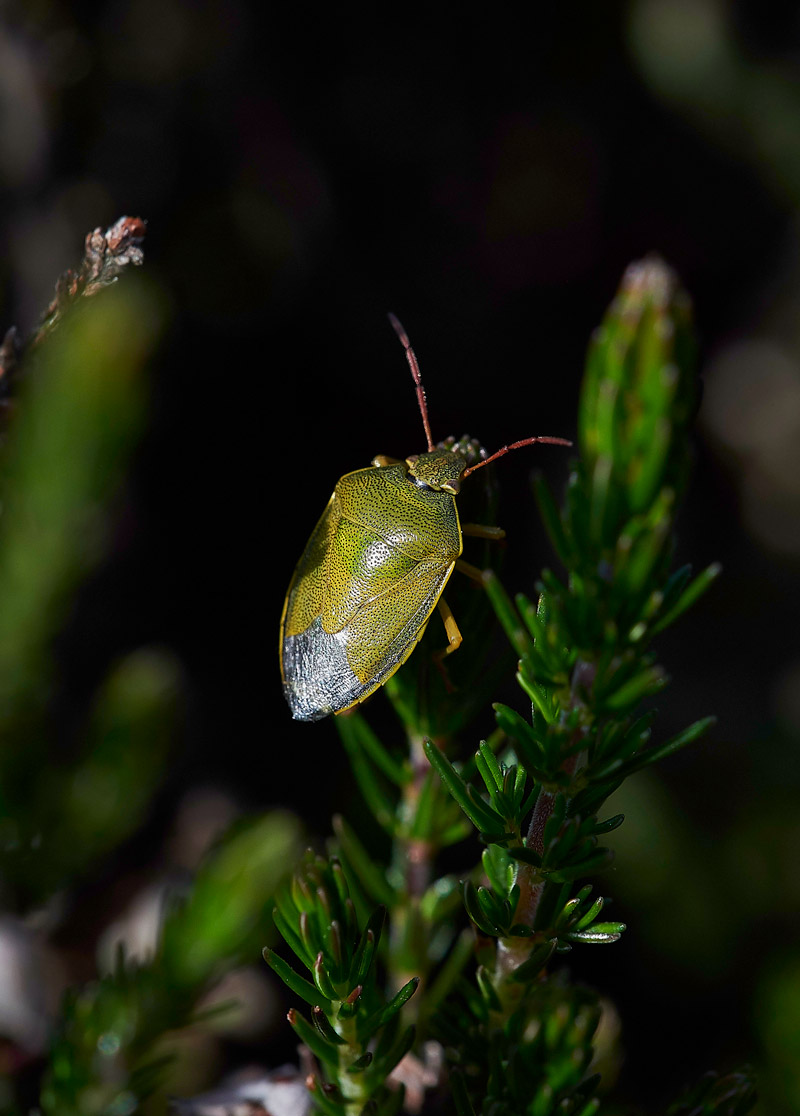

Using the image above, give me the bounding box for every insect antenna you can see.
[462,435,572,478]
[388,312,435,452]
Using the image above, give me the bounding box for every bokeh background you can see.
[0,1,799,1112]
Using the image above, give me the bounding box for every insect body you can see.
[280,317,569,722]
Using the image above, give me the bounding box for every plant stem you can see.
[494,786,556,983]
[389,731,435,1002]
[495,738,583,985]
[336,1012,369,1115]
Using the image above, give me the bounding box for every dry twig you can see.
[0,215,147,388]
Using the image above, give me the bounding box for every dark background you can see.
[1,1,799,1112]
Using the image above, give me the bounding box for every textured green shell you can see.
[280,453,466,721]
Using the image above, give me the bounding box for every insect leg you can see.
[434,597,463,660]
[431,598,462,693]
[455,557,487,585]
[461,523,506,540]
[371,454,402,467]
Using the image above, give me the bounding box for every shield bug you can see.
[280,315,570,722]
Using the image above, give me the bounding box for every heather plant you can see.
[267,258,755,1116]
[0,230,754,1115]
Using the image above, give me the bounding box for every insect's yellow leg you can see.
[432,598,462,693]
[461,523,506,540]
[371,454,402,467]
[455,558,487,585]
[434,598,463,661]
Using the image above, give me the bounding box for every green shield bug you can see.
[280,315,570,722]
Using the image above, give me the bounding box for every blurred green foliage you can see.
[0,278,303,1113]
[0,283,167,910]
[754,954,800,1115]
[42,812,301,1116]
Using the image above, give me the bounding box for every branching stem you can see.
[495,678,589,988]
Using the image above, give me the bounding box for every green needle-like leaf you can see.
[346,711,411,787]
[370,1023,416,1079]
[287,1008,340,1068]
[451,1070,478,1116]
[482,570,533,658]
[263,947,331,1012]
[508,939,557,983]
[574,896,605,930]
[615,715,716,778]
[359,978,419,1040]
[332,815,395,907]
[475,965,503,1010]
[565,922,625,943]
[591,813,625,835]
[337,717,398,834]
[312,1005,348,1045]
[507,846,543,868]
[463,880,502,936]
[651,561,723,635]
[424,740,504,835]
[346,1052,373,1073]
[349,911,384,989]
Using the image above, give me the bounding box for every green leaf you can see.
[349,908,385,987]
[336,717,398,834]
[533,474,574,567]
[506,845,543,868]
[160,813,302,989]
[313,952,341,1002]
[262,948,331,1012]
[424,739,504,835]
[332,815,395,908]
[516,670,560,725]
[450,1070,478,1116]
[349,711,410,786]
[372,1084,408,1116]
[546,848,614,884]
[482,569,533,658]
[287,1008,340,1068]
[306,1079,345,1116]
[574,896,605,931]
[651,561,722,634]
[554,897,583,930]
[422,928,473,1020]
[508,938,557,983]
[492,702,546,772]
[477,739,504,792]
[616,715,716,778]
[565,922,626,943]
[463,880,501,936]
[371,1023,416,1080]
[602,664,667,711]
[475,965,503,1010]
[591,813,625,835]
[312,1005,348,1045]
[359,978,419,1039]
[346,1051,373,1073]
[272,905,314,969]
